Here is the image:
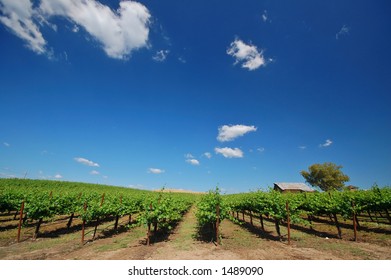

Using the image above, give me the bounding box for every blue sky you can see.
[1,0,390,193]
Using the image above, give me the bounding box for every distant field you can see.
[154,188,206,194]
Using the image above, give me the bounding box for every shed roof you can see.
[274,182,315,192]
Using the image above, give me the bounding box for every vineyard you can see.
[0,179,194,245]
[0,178,390,260]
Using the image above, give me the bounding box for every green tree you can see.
[301,162,350,191]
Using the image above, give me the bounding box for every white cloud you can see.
[3,142,10,147]
[185,153,194,159]
[217,124,257,142]
[0,0,47,54]
[215,147,244,158]
[90,170,99,175]
[261,10,268,22]
[0,172,16,178]
[0,0,151,59]
[74,157,100,167]
[203,152,212,159]
[178,56,186,63]
[148,168,164,174]
[54,173,63,179]
[39,0,151,59]
[186,159,200,166]
[336,25,350,40]
[257,147,265,153]
[185,154,200,165]
[153,49,169,62]
[1,168,16,178]
[319,139,333,148]
[227,39,268,70]
[299,146,307,150]
[72,24,79,33]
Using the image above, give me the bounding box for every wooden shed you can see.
[273,182,315,193]
[344,185,359,191]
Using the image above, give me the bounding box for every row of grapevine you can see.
[2,178,389,245]
[223,186,391,241]
[0,179,195,244]
[138,190,193,245]
[224,190,301,240]
[0,183,146,240]
[195,187,231,244]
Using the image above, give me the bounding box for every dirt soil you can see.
[0,207,390,260]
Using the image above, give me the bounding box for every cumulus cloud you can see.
[336,25,350,40]
[186,159,200,166]
[90,170,99,175]
[0,0,151,59]
[203,152,212,159]
[39,0,151,59]
[227,39,268,70]
[217,124,257,142]
[54,173,63,179]
[153,49,169,62]
[74,157,100,167]
[185,154,200,165]
[319,139,333,148]
[299,146,307,150]
[215,147,244,158]
[0,0,47,54]
[148,168,164,174]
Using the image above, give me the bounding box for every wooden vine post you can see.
[286,201,291,245]
[93,193,105,240]
[216,204,220,245]
[114,195,123,231]
[81,202,87,244]
[147,203,152,246]
[352,201,357,242]
[17,201,25,243]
